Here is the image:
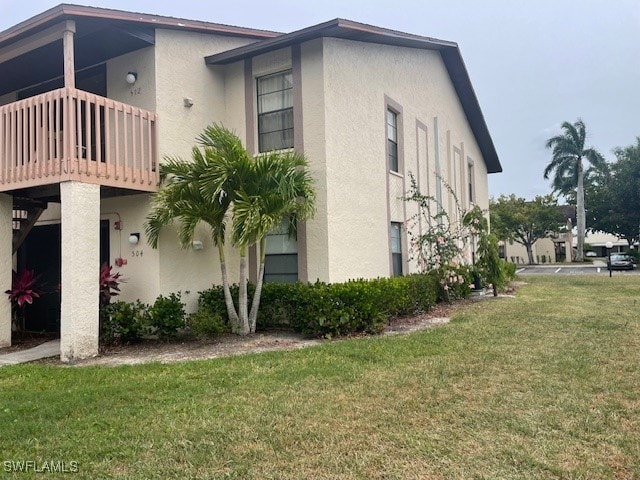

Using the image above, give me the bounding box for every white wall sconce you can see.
[183,97,194,108]
[192,240,203,251]
[126,72,137,85]
[129,233,140,245]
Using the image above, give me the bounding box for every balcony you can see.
[0,87,159,194]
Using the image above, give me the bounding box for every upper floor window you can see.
[467,159,475,204]
[257,70,293,152]
[386,109,399,172]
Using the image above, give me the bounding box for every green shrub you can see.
[501,260,517,281]
[255,282,303,329]
[409,273,440,312]
[188,308,228,338]
[197,285,226,316]
[199,272,450,339]
[100,300,148,345]
[148,292,186,338]
[370,277,411,317]
[307,280,386,337]
[198,283,255,326]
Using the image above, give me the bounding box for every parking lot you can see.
[516,263,639,276]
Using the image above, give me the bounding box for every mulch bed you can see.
[6,284,523,366]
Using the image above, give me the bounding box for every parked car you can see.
[585,251,597,257]
[607,253,635,270]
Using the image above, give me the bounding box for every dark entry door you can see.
[17,219,110,333]
[17,224,61,332]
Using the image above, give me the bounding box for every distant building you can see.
[500,230,629,265]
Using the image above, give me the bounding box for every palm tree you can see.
[195,124,253,333]
[145,145,240,329]
[544,119,607,262]
[232,151,316,332]
[147,124,316,335]
[199,127,316,334]
[548,161,609,200]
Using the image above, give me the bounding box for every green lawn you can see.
[1,275,639,479]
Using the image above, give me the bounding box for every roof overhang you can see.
[0,3,279,49]
[206,18,502,174]
[0,4,280,98]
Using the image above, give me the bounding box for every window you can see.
[467,159,475,204]
[386,109,398,172]
[264,219,298,283]
[257,70,293,152]
[390,222,403,276]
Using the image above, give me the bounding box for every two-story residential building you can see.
[0,5,501,362]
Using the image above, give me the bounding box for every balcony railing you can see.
[0,87,159,193]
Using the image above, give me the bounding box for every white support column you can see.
[62,22,76,89]
[0,194,12,347]
[60,181,100,362]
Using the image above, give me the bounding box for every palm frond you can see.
[148,124,317,261]
[544,118,605,193]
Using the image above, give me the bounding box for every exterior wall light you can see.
[126,72,137,85]
[192,240,203,251]
[129,233,140,245]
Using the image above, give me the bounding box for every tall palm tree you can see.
[145,127,249,330]
[232,151,316,332]
[544,119,607,262]
[196,125,253,333]
[147,124,316,335]
[548,161,609,200]
[199,127,316,334]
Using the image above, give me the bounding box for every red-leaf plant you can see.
[100,264,123,307]
[5,269,41,308]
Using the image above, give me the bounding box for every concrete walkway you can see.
[0,340,60,366]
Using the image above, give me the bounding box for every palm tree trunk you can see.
[217,243,239,331]
[248,237,267,333]
[576,160,585,262]
[237,246,250,334]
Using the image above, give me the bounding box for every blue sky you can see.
[3,0,639,200]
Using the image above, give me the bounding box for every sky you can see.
[2,0,639,200]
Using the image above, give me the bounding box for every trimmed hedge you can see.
[199,269,471,338]
[187,308,229,338]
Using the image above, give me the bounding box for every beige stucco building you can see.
[0,5,501,361]
[501,231,630,265]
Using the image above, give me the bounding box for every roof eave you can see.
[440,47,502,174]
[0,3,280,48]
[205,18,457,65]
[205,18,502,174]
[205,18,342,65]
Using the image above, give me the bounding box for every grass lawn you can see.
[1,275,639,479]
